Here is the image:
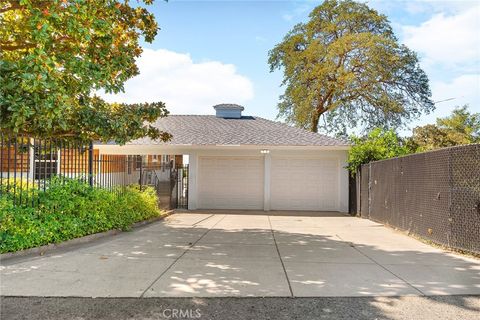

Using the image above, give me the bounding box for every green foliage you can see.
[347,128,410,174]
[0,177,39,201]
[268,0,434,135]
[409,105,480,152]
[0,178,163,253]
[0,0,170,144]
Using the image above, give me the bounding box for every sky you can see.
[102,0,480,134]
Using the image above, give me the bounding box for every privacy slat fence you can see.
[354,143,480,255]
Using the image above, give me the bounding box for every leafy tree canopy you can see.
[347,128,410,174]
[0,0,170,144]
[269,0,434,136]
[409,105,480,152]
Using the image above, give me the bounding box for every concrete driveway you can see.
[1,212,479,298]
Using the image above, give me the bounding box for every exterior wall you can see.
[1,147,129,177]
[1,146,30,172]
[1,171,30,178]
[97,154,127,173]
[175,155,183,166]
[60,148,98,173]
[142,154,182,167]
[188,148,349,212]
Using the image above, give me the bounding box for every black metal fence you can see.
[0,135,188,209]
[355,144,480,255]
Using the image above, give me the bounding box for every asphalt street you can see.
[1,296,479,320]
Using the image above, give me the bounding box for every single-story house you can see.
[97,104,350,212]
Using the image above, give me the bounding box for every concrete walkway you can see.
[1,212,479,298]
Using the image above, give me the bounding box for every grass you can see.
[0,178,164,253]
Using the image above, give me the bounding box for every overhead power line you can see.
[434,97,456,104]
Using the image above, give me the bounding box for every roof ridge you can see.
[164,114,215,117]
[253,116,348,143]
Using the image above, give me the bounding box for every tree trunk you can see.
[309,107,327,133]
[310,113,320,133]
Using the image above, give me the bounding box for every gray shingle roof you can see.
[129,115,349,147]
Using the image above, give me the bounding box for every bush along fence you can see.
[0,134,139,207]
[0,134,188,209]
[354,143,480,255]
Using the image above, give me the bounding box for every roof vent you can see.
[213,104,244,119]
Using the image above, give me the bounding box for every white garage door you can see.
[270,157,339,211]
[198,156,264,209]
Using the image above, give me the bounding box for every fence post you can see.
[88,141,93,187]
[139,156,143,191]
[368,163,372,218]
[356,169,361,216]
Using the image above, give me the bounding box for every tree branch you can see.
[0,0,50,13]
[0,1,22,13]
[0,43,36,51]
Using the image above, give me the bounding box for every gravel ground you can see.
[1,296,479,320]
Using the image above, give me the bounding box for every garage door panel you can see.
[271,157,339,211]
[198,156,264,210]
[198,155,340,211]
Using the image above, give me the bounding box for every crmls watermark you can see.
[162,308,202,319]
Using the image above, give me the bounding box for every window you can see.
[134,155,143,170]
[127,155,133,174]
[33,145,59,179]
[161,155,168,164]
[152,155,159,163]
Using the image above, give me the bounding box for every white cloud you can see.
[412,74,480,127]
[431,74,480,108]
[368,0,478,16]
[282,13,293,22]
[100,48,254,114]
[255,35,267,43]
[281,2,314,22]
[400,0,477,15]
[402,6,480,67]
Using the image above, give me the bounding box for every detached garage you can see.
[98,104,350,212]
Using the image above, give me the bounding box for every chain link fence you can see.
[357,144,480,255]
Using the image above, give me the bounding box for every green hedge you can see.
[0,178,164,253]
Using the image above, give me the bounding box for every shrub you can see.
[0,179,163,253]
[347,128,411,175]
[0,178,39,204]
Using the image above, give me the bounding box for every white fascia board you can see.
[94,143,350,155]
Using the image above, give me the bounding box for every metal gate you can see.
[140,163,188,209]
[171,164,189,209]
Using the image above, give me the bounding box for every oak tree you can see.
[269,0,434,135]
